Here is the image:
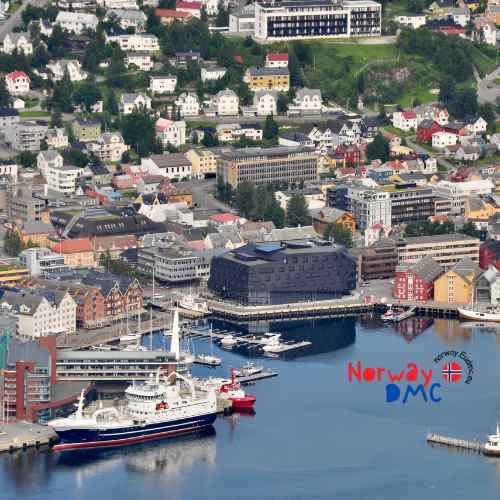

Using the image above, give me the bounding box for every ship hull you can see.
[52,413,217,452]
[458,308,500,322]
[229,396,256,410]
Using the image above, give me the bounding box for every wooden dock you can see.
[426,432,484,453]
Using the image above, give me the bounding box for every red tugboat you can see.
[218,369,256,411]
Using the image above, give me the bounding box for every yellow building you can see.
[465,196,499,221]
[0,266,29,286]
[185,149,218,178]
[433,257,480,304]
[244,67,290,92]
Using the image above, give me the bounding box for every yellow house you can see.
[434,257,480,304]
[244,67,290,92]
[465,197,499,221]
[185,149,218,178]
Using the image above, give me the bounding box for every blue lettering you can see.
[385,384,400,402]
[402,384,428,404]
[429,383,441,402]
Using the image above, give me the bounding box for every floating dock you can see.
[0,423,58,453]
[426,432,484,453]
[236,370,278,384]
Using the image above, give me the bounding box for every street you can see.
[477,66,500,105]
[178,178,232,212]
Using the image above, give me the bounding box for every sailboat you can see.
[194,326,221,367]
[458,283,500,322]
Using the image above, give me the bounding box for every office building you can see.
[346,187,391,231]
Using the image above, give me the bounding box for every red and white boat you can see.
[218,370,256,411]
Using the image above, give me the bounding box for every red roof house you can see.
[417,120,443,143]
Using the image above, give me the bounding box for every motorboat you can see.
[119,333,142,344]
[234,362,263,378]
[484,424,500,456]
[381,305,416,323]
[220,335,237,349]
[217,370,256,410]
[458,307,500,322]
[179,295,209,315]
[194,354,221,367]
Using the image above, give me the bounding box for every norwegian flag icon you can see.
[442,361,462,383]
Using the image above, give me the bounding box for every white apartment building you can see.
[120,93,152,114]
[37,149,63,172]
[87,132,129,162]
[106,9,147,31]
[97,0,139,8]
[215,89,239,116]
[201,66,227,82]
[106,33,159,52]
[175,92,200,117]
[346,187,391,231]
[1,32,32,55]
[125,52,153,71]
[150,75,177,94]
[43,164,82,194]
[47,59,88,82]
[5,71,30,96]
[142,153,192,179]
[253,90,277,116]
[5,121,47,151]
[432,131,457,148]
[392,110,418,131]
[55,11,99,34]
[435,179,494,215]
[395,15,426,29]
[155,118,187,148]
[20,247,69,278]
[216,123,263,142]
[46,128,69,149]
[289,87,322,115]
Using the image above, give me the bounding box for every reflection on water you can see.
[391,317,434,342]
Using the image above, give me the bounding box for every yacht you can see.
[220,335,238,349]
[484,424,500,456]
[119,333,142,344]
[179,295,209,315]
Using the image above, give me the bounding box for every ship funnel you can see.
[170,308,180,361]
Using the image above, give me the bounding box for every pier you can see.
[237,370,278,384]
[426,432,484,453]
[0,423,58,453]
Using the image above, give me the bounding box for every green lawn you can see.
[19,110,50,118]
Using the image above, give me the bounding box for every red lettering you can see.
[348,361,362,382]
[387,369,404,382]
[377,367,386,382]
[363,368,375,382]
[406,363,418,382]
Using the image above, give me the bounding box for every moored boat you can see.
[484,424,500,456]
[194,354,221,367]
[179,295,209,315]
[218,370,256,410]
[220,335,237,348]
[234,362,263,378]
[458,307,500,323]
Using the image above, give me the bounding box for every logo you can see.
[347,352,473,404]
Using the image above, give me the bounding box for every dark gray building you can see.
[208,240,357,305]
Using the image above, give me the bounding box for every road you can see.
[404,137,454,171]
[477,66,500,105]
[0,0,49,39]
[178,178,232,212]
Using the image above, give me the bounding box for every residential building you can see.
[253,90,277,116]
[46,128,69,149]
[0,108,19,132]
[5,121,48,151]
[58,0,97,9]
[5,71,30,96]
[209,240,357,304]
[20,247,69,277]
[265,53,289,68]
[120,93,152,114]
[310,207,356,235]
[47,59,88,82]
[141,153,191,179]
[218,146,318,189]
[176,0,202,17]
[8,184,46,224]
[214,89,239,116]
[479,239,500,270]
[289,88,322,115]
[0,289,76,337]
[0,159,17,181]
[185,148,219,178]
[155,118,186,147]
[229,3,255,33]
[97,0,138,8]
[435,179,494,215]
[432,131,458,148]
[55,11,98,34]
[397,233,480,270]
[154,8,193,25]
[72,118,101,142]
[15,220,53,247]
[464,115,488,135]
[392,110,417,131]
[475,265,500,304]
[216,123,263,142]
[201,66,227,82]
[1,32,32,55]
[175,92,200,116]
[346,187,391,231]
[395,14,426,28]
[106,33,159,52]
[49,238,96,268]
[417,120,444,142]
[254,0,381,41]
[125,52,153,71]
[106,9,147,31]
[42,163,82,195]
[86,132,128,163]
[149,75,177,94]
[393,256,443,300]
[244,66,290,92]
[434,257,480,303]
[37,149,63,172]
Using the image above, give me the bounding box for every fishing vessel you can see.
[234,362,263,377]
[179,294,209,315]
[218,370,256,410]
[49,371,217,451]
[381,305,416,323]
[484,424,500,456]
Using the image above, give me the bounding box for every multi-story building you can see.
[229,3,256,33]
[393,256,443,301]
[45,127,69,149]
[87,132,128,163]
[0,32,33,55]
[58,0,97,9]
[397,233,480,270]
[19,247,69,277]
[216,123,264,143]
[149,75,177,94]
[42,163,82,195]
[254,0,381,42]
[201,66,227,82]
[106,33,159,52]
[125,52,153,71]
[0,108,19,132]
[72,118,101,142]
[253,90,277,116]
[120,92,152,114]
[49,238,96,268]
[395,14,426,29]
[142,153,192,179]
[432,131,457,149]
[244,66,290,91]
[154,118,186,147]
[209,240,357,304]
[185,148,220,178]
[435,179,494,215]
[8,184,46,224]
[55,11,99,34]
[289,88,322,115]
[218,146,318,189]
[5,71,30,96]
[175,92,200,116]
[37,149,63,172]
[346,187,391,231]
[358,238,398,281]
[214,89,239,116]
[392,110,417,131]
[433,257,480,303]
[5,121,48,151]
[383,185,436,225]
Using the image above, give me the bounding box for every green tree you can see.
[120,111,159,156]
[73,81,102,112]
[105,89,119,114]
[263,114,279,141]
[286,194,309,227]
[460,221,481,238]
[233,181,255,218]
[16,151,36,168]
[215,1,230,27]
[51,73,74,113]
[0,78,10,107]
[63,148,90,167]
[366,134,390,162]
[4,229,22,256]
[216,178,233,202]
[277,94,289,114]
[50,109,63,128]
[323,223,353,247]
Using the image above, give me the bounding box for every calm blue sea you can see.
[2,316,500,500]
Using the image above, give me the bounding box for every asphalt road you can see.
[178,178,232,212]
[477,66,500,105]
[404,137,454,171]
[0,0,49,39]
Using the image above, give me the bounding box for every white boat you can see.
[194,354,221,367]
[262,336,286,353]
[220,335,237,348]
[234,362,263,377]
[484,424,500,456]
[381,306,416,323]
[90,344,113,351]
[179,295,209,315]
[259,333,282,345]
[458,307,500,322]
[123,344,149,352]
[119,333,142,344]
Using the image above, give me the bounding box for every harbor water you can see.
[2,316,500,499]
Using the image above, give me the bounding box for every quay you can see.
[426,432,484,453]
[0,423,58,453]
[237,370,278,384]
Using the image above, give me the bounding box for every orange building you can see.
[49,238,97,268]
[311,207,356,236]
[15,221,54,247]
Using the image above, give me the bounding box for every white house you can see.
[432,131,458,148]
[155,118,186,148]
[120,93,152,114]
[265,53,289,68]
[1,32,32,55]
[106,33,159,52]
[97,0,139,8]
[395,15,426,29]
[175,92,200,117]
[201,66,227,82]
[47,59,88,82]
[149,75,177,94]
[392,110,418,131]
[446,7,470,27]
[87,132,128,162]
[290,87,322,115]
[200,0,218,15]
[5,71,30,96]
[43,164,82,194]
[465,116,488,135]
[37,150,63,172]
[141,154,192,179]
[253,90,277,116]
[55,11,98,34]
[215,89,239,116]
[106,9,147,31]
[46,128,69,149]
[125,52,153,71]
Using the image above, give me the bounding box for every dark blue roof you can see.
[255,243,282,254]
